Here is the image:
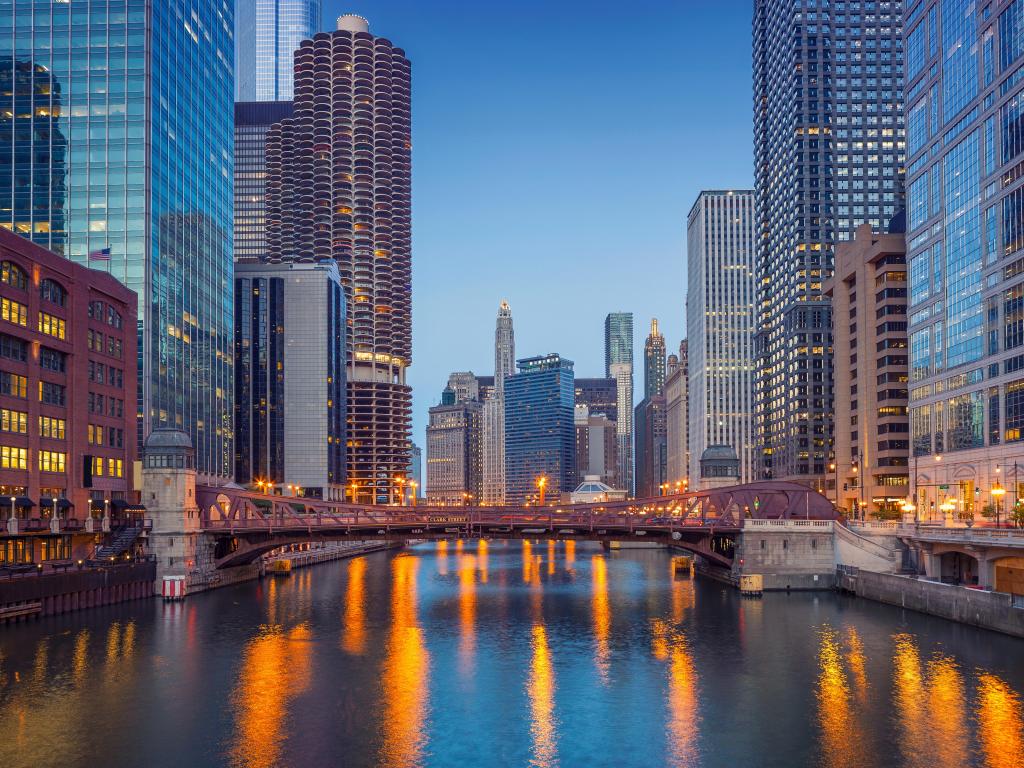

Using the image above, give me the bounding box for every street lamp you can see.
[409,481,418,507]
[536,476,547,507]
[992,483,1006,528]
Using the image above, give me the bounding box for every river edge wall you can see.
[0,561,156,624]
[839,568,1024,639]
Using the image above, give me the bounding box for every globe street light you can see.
[992,483,1006,528]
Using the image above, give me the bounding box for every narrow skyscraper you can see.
[236,0,321,101]
[687,190,757,483]
[753,1,904,490]
[0,0,236,481]
[482,301,515,504]
[644,318,667,399]
[665,340,689,488]
[264,14,412,504]
[605,312,634,495]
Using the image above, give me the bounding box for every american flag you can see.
[88,247,111,261]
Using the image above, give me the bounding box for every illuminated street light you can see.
[992,483,1006,528]
[536,476,547,507]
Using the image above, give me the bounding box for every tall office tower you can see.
[825,223,907,516]
[643,318,667,398]
[447,372,481,404]
[665,344,690,488]
[236,0,321,101]
[234,102,293,264]
[265,15,412,504]
[634,394,667,498]
[408,442,423,498]
[687,190,757,483]
[482,301,515,504]
[0,1,235,482]
[905,0,1024,520]
[0,60,66,254]
[753,1,904,490]
[234,260,346,499]
[504,354,576,505]
[426,391,482,506]
[605,312,634,494]
[574,405,619,488]
[574,377,618,424]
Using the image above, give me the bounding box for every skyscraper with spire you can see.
[644,318,666,399]
[482,301,515,504]
[605,312,634,495]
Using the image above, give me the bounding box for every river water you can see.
[1,540,1022,768]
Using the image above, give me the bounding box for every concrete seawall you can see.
[839,568,1024,638]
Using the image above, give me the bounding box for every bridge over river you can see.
[193,481,837,570]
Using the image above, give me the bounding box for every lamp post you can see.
[992,483,1006,528]
[409,481,418,507]
[536,476,547,507]
[8,495,14,525]
[394,476,406,506]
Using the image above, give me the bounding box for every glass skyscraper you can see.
[236,0,320,102]
[906,0,1024,517]
[604,311,634,494]
[504,354,576,505]
[0,1,235,482]
[753,0,904,489]
[234,101,293,264]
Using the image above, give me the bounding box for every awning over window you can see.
[111,500,147,514]
[39,497,73,510]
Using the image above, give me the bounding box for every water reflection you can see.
[436,539,448,576]
[976,672,1024,768]
[459,553,477,676]
[522,539,533,583]
[228,623,313,768]
[846,627,868,702]
[380,554,430,767]
[528,623,557,767]
[478,538,489,583]
[591,555,610,682]
[892,633,970,768]
[342,556,368,655]
[651,615,699,766]
[816,626,866,768]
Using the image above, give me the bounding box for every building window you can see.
[0,261,27,290]
[38,312,66,340]
[0,445,27,470]
[39,381,66,407]
[0,372,27,399]
[38,450,66,474]
[87,424,104,445]
[92,456,104,477]
[39,347,66,373]
[39,416,65,440]
[0,409,27,434]
[1,297,28,327]
[39,279,66,307]
[0,333,27,362]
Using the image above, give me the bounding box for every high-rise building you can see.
[574,377,618,425]
[234,260,346,499]
[426,394,482,506]
[234,101,294,264]
[643,318,667,398]
[634,394,667,498]
[0,59,66,255]
[264,14,412,504]
[236,0,321,102]
[482,301,515,504]
[574,405,618,488]
[605,312,634,494]
[0,1,236,482]
[504,354,576,505]
[0,228,138,525]
[408,442,422,499]
[447,372,481,404]
[687,190,757,483]
[904,0,1024,521]
[665,342,690,488]
[825,223,907,516]
[753,0,904,490]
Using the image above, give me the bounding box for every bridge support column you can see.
[141,430,202,595]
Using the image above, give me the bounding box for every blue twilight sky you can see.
[323,0,755,445]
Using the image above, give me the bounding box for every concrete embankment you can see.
[838,567,1024,638]
[0,560,156,624]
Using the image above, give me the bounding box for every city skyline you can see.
[319,1,755,443]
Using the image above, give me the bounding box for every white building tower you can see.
[482,301,515,504]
